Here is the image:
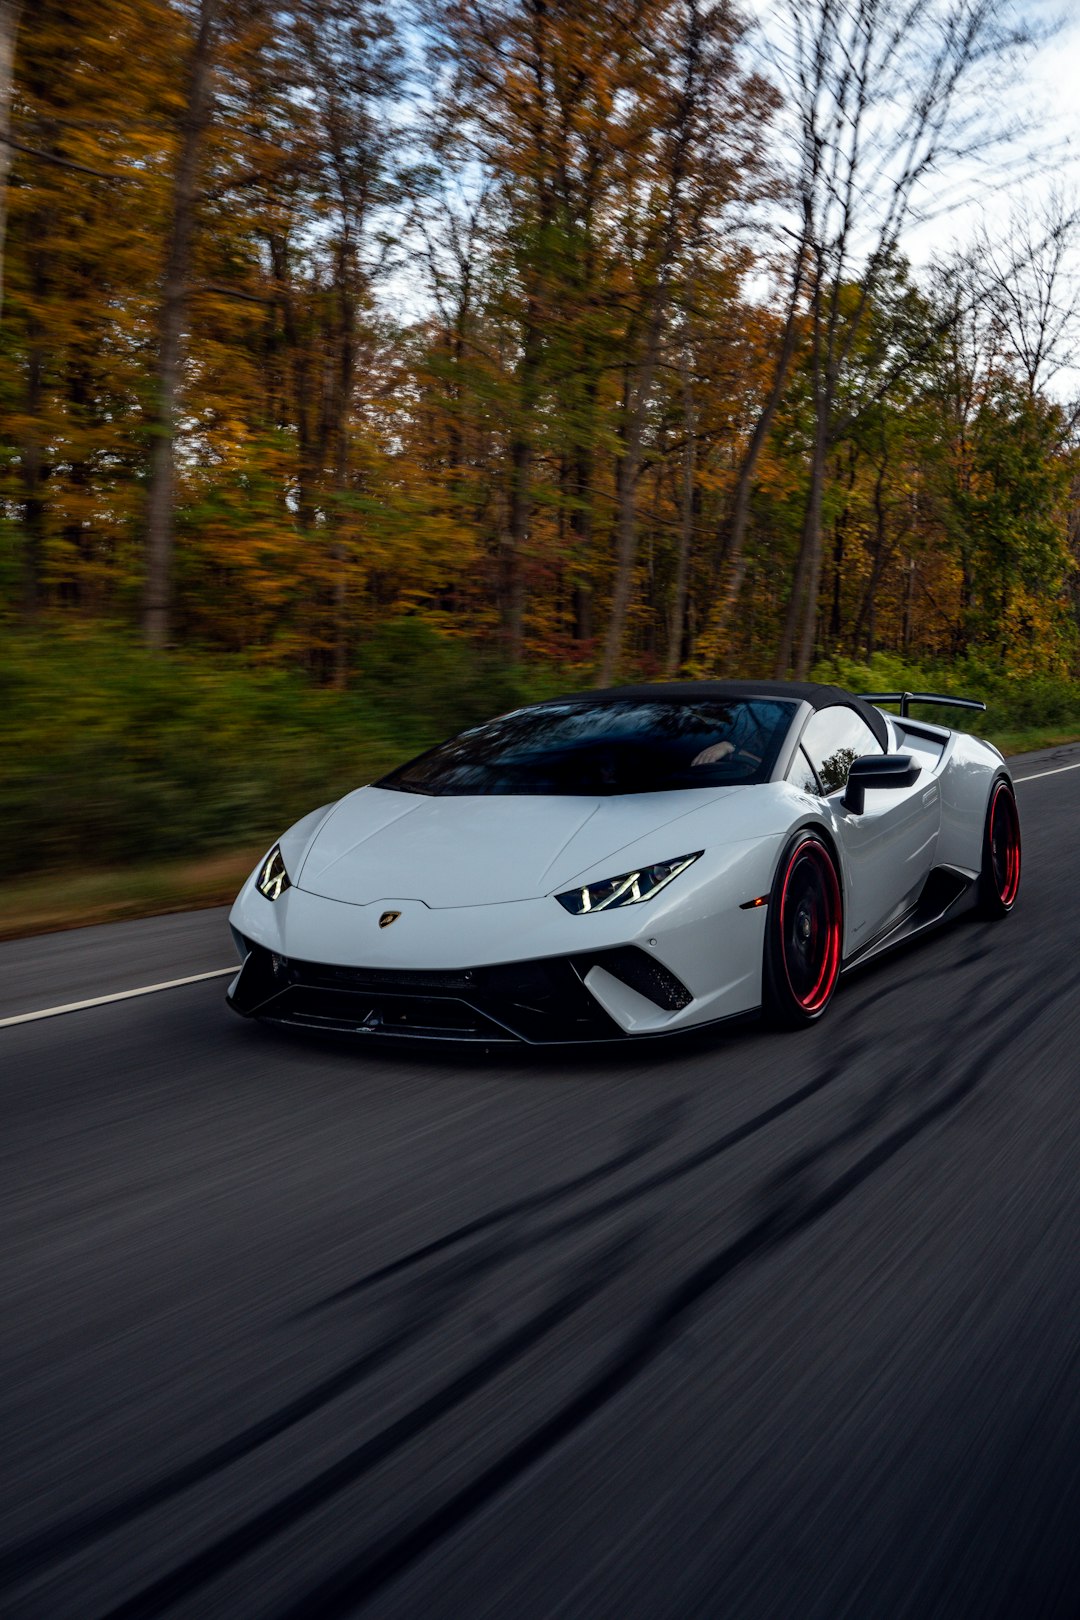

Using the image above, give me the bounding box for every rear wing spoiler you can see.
[859,690,986,717]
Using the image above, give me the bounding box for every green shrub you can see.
[814,651,1080,740]
[357,617,550,733]
[0,621,563,878]
[5,626,1078,884]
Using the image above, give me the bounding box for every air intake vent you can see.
[583,947,693,1011]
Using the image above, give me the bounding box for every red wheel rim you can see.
[779,840,842,1012]
[989,783,1021,906]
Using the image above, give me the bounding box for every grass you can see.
[0,845,266,941]
[979,726,1080,756]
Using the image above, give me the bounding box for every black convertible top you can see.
[544,679,890,753]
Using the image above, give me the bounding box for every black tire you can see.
[762,831,843,1028]
[977,776,1021,918]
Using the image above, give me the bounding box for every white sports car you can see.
[226,680,1021,1042]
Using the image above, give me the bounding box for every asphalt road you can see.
[4,743,1080,1620]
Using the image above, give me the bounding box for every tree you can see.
[142,0,220,648]
[766,0,1030,678]
[425,0,775,673]
[0,0,22,326]
[4,0,178,613]
[953,377,1074,665]
[2,0,1076,691]
[424,0,657,660]
[598,0,774,684]
[974,189,1080,401]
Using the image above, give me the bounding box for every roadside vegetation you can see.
[0,623,551,877]
[2,625,1078,938]
[3,2,1080,933]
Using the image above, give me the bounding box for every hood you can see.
[296,784,736,908]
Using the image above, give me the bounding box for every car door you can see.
[793,705,941,952]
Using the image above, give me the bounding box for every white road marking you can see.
[0,967,236,1030]
[1013,760,1080,784]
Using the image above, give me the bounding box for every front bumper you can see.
[226,941,700,1043]
[227,839,778,1042]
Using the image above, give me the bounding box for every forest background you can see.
[4,0,1080,930]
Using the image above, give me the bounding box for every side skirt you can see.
[842,865,977,974]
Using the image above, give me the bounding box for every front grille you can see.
[229,945,627,1043]
[289,961,479,995]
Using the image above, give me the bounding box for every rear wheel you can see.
[978,777,1021,917]
[763,832,843,1028]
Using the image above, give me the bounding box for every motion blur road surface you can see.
[4,744,1080,1620]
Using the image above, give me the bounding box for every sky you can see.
[901,2,1080,267]
[386,1,1080,396]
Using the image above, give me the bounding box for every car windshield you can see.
[376,698,797,797]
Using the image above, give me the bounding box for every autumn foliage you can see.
[1,0,1077,690]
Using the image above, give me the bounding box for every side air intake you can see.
[579,947,693,1011]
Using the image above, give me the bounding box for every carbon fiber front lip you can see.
[254,990,522,1042]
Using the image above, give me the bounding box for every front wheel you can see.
[762,832,843,1028]
[978,777,1021,917]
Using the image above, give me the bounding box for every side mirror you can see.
[843,753,921,815]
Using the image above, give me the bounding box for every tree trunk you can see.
[331,277,354,690]
[569,376,598,644]
[19,233,45,613]
[664,357,696,677]
[62,355,94,603]
[447,262,472,482]
[142,0,219,649]
[776,250,841,681]
[596,2,703,685]
[501,290,542,663]
[902,557,915,654]
[827,446,857,642]
[774,271,828,677]
[851,461,888,656]
[503,430,530,661]
[828,514,844,642]
[20,335,44,612]
[599,393,636,684]
[268,230,315,530]
[774,415,827,678]
[573,584,593,641]
[793,300,848,679]
[702,219,808,667]
[599,296,668,685]
[0,0,22,327]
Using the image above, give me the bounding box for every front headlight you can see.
[256,844,291,901]
[555,851,702,915]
